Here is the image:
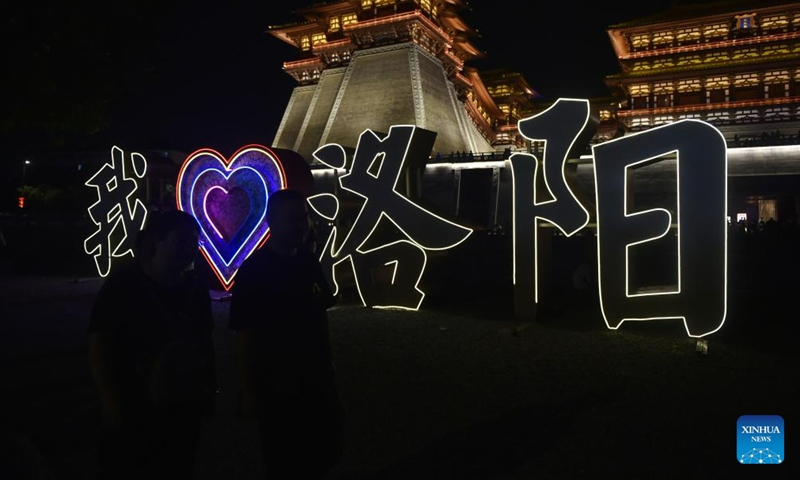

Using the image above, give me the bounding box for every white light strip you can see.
[313,125,472,310]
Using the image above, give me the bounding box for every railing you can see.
[428,150,511,164]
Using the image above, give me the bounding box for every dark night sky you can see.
[5,0,701,158]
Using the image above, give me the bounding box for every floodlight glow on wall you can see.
[176,145,287,291]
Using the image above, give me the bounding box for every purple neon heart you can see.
[191,168,267,265]
[204,186,251,242]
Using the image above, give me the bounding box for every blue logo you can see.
[737,415,784,464]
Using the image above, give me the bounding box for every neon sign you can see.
[176,145,287,291]
[117,96,726,337]
[510,99,596,318]
[506,98,727,337]
[303,100,727,337]
[308,125,473,310]
[84,145,148,277]
[592,120,727,337]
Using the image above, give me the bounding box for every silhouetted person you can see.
[763,216,778,235]
[88,210,217,480]
[229,188,344,479]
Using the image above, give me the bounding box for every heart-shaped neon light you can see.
[205,186,251,242]
[176,145,286,290]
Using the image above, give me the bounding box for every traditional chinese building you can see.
[479,69,541,150]
[267,0,521,162]
[604,0,800,223]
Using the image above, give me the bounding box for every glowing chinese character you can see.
[592,120,727,337]
[308,125,472,310]
[84,146,148,277]
[510,99,596,310]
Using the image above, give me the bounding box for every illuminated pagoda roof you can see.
[479,69,540,103]
[267,1,549,158]
[267,0,485,85]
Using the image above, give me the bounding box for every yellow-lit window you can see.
[312,33,327,46]
[704,51,729,63]
[676,28,700,44]
[630,34,649,49]
[494,84,510,95]
[420,0,431,13]
[652,30,674,46]
[793,13,800,28]
[342,13,358,27]
[299,35,311,51]
[677,79,701,92]
[676,55,701,66]
[732,48,758,60]
[653,82,673,94]
[653,115,673,125]
[733,73,759,87]
[703,23,728,40]
[764,70,790,84]
[499,104,510,115]
[705,76,730,89]
[629,84,650,95]
[599,110,611,121]
[652,58,675,69]
[761,15,788,31]
[361,0,373,7]
[632,61,650,71]
[329,16,340,32]
[763,44,790,56]
[375,0,393,7]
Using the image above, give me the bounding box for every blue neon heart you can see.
[193,168,266,262]
[176,145,287,290]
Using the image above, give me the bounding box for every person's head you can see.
[266,189,309,252]
[135,210,201,275]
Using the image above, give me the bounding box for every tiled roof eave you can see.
[608,0,799,30]
[266,19,316,32]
